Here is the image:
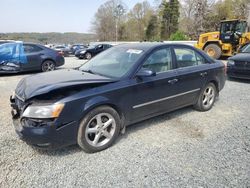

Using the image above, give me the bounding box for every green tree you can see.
[126,1,153,41]
[145,15,160,41]
[169,31,188,40]
[160,0,180,40]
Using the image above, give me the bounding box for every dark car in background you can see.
[53,45,70,57]
[70,44,88,55]
[0,42,64,73]
[10,43,226,153]
[77,43,112,59]
[227,43,250,79]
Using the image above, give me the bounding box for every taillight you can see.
[223,62,227,75]
[58,51,64,56]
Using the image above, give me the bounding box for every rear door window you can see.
[23,44,43,53]
[174,48,206,68]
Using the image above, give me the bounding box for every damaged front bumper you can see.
[10,95,79,149]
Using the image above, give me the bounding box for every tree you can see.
[160,0,180,40]
[92,0,126,41]
[126,1,153,41]
[169,31,188,40]
[146,14,160,41]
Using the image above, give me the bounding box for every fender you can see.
[83,95,110,112]
[80,95,126,133]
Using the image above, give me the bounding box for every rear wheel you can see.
[194,83,217,111]
[77,106,121,153]
[204,44,222,59]
[41,60,55,72]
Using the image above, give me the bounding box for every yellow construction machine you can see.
[195,19,250,59]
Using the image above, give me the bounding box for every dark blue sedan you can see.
[10,43,226,152]
[0,42,64,73]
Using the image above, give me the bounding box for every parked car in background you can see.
[227,43,250,79]
[77,44,112,59]
[53,45,70,57]
[0,42,64,73]
[70,44,88,55]
[74,48,88,58]
[10,43,226,152]
[0,40,15,45]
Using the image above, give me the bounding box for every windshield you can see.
[235,21,247,33]
[241,44,250,53]
[79,46,144,78]
[87,44,97,49]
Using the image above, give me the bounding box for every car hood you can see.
[15,69,113,101]
[229,53,250,62]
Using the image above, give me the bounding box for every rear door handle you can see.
[200,72,208,77]
[168,79,178,84]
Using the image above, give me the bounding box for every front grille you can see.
[235,61,250,68]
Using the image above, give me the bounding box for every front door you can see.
[129,47,179,122]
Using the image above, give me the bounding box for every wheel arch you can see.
[81,96,126,130]
[207,79,219,93]
[42,58,56,65]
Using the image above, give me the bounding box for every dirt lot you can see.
[0,57,250,187]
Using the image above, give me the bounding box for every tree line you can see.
[92,0,250,41]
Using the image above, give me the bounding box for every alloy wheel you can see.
[85,113,116,147]
[202,86,215,108]
[42,61,55,72]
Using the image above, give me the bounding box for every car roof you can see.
[115,42,194,51]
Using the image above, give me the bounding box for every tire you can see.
[77,106,121,153]
[204,44,222,59]
[41,60,55,72]
[85,52,92,60]
[194,83,217,111]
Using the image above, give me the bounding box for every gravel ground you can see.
[0,57,249,187]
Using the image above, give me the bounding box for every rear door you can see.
[172,46,211,107]
[22,44,44,70]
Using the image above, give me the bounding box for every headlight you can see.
[227,60,235,66]
[80,50,86,54]
[22,103,64,119]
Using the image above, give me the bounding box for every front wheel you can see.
[77,106,121,153]
[194,83,217,111]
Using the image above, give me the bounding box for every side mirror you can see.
[136,68,156,78]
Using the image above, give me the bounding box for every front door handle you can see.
[168,79,178,84]
[200,72,208,77]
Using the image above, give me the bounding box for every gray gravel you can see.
[0,57,250,187]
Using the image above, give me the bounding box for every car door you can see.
[21,44,43,70]
[172,46,210,107]
[0,43,21,70]
[95,44,104,55]
[129,47,179,121]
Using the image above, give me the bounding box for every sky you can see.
[0,0,156,33]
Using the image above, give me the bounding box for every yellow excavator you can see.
[195,19,250,59]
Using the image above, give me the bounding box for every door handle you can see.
[168,79,178,84]
[200,72,208,77]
